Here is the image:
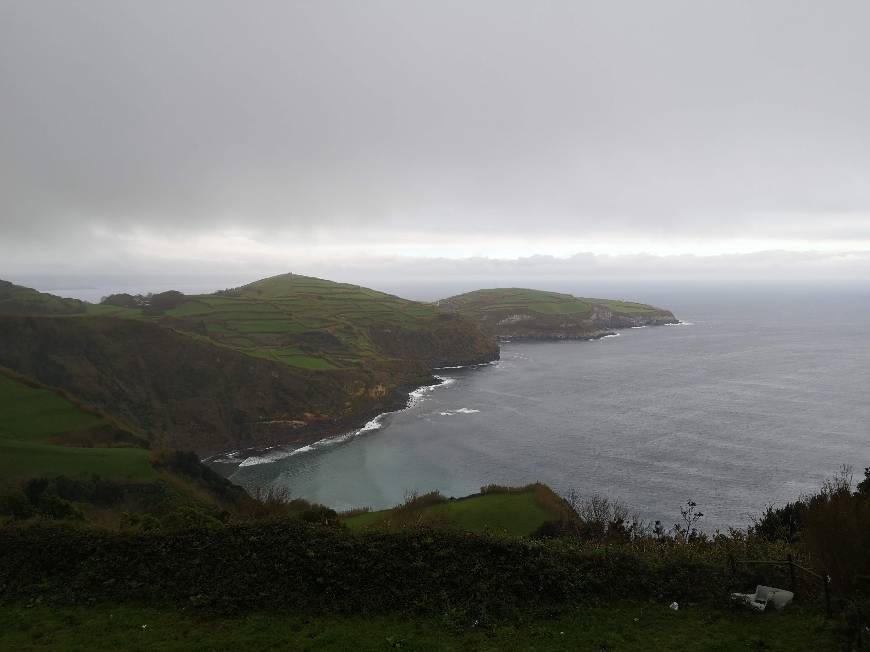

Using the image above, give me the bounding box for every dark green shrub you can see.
[100,293,143,308]
[159,506,223,531]
[750,501,806,543]
[0,492,36,520]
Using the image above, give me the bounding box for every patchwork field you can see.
[90,274,496,372]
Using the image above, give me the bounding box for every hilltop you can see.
[437,288,677,340]
[0,280,86,315]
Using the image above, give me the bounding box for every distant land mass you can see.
[437,288,678,340]
[0,275,676,459]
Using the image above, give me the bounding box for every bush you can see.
[531,489,648,544]
[0,491,36,520]
[751,466,870,595]
[236,486,337,523]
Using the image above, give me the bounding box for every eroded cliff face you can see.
[0,316,452,456]
[366,312,500,367]
[589,306,679,330]
[482,309,677,340]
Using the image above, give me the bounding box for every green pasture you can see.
[0,440,154,482]
[344,487,558,537]
[0,374,154,483]
[0,375,103,442]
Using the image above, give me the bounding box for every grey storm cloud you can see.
[2,0,870,262]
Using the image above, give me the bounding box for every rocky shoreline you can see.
[494,314,679,342]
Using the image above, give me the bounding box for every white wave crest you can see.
[433,360,499,370]
[437,407,480,416]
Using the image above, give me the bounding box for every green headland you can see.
[438,287,677,339]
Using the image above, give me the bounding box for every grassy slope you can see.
[0,372,249,525]
[344,485,560,537]
[0,603,838,651]
[0,374,154,484]
[90,274,495,372]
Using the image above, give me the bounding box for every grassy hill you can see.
[0,279,86,315]
[0,275,497,455]
[343,484,563,537]
[95,273,498,372]
[438,288,677,339]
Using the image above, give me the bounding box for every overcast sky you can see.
[2,0,870,291]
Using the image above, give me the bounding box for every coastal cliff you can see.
[0,275,498,456]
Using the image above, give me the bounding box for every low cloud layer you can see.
[2,1,870,279]
[9,249,870,305]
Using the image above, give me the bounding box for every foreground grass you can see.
[0,603,838,651]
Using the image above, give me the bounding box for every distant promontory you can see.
[437,288,678,340]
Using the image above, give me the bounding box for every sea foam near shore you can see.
[234,375,457,467]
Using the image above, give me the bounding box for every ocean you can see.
[212,284,870,530]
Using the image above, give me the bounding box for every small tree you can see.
[674,500,704,543]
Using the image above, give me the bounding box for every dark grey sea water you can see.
[225,285,870,531]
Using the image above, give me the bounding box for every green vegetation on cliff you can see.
[438,288,677,339]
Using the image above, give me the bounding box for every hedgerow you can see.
[0,520,811,619]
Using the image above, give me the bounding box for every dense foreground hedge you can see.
[0,521,811,617]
